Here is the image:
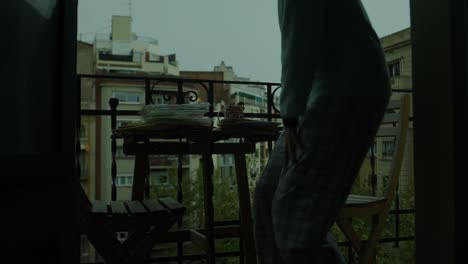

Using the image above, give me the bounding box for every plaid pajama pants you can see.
[253,90,390,263]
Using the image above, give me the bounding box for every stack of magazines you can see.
[116,102,213,131]
[140,102,212,129]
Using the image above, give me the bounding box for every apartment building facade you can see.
[357,28,414,195]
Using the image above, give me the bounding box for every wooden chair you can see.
[78,98,185,264]
[336,94,411,264]
[79,184,185,264]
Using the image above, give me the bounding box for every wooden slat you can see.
[92,200,109,216]
[376,127,399,137]
[159,197,185,220]
[125,201,148,216]
[110,201,127,215]
[345,195,385,204]
[158,197,184,211]
[142,200,169,217]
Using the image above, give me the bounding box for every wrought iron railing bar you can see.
[370,143,377,196]
[208,82,215,119]
[177,152,184,264]
[145,78,151,105]
[266,84,274,156]
[109,98,119,201]
[176,134,184,264]
[177,80,184,104]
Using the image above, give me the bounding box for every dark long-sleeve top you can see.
[278,0,392,125]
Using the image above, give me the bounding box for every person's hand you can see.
[284,125,300,166]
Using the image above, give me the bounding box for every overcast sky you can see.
[78,0,410,83]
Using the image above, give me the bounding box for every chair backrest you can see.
[375,94,411,204]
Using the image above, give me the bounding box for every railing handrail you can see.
[77,73,282,87]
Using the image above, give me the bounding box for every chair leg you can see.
[234,153,257,264]
[336,218,362,253]
[359,214,385,264]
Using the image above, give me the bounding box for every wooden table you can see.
[112,128,279,264]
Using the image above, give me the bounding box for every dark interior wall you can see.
[1,0,60,156]
[412,0,466,263]
[452,0,468,259]
[1,1,79,263]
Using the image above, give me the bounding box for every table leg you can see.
[202,154,216,264]
[234,153,257,264]
[132,154,148,201]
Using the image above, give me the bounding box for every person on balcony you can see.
[253,0,391,263]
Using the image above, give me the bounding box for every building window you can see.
[116,174,133,187]
[387,61,401,77]
[112,91,142,104]
[99,51,133,62]
[382,139,395,158]
[133,52,143,62]
[150,169,170,186]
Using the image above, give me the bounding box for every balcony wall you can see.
[391,75,412,90]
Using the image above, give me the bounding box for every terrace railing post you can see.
[145,78,151,104]
[266,84,273,155]
[370,143,377,196]
[109,98,119,201]
[177,81,184,104]
[208,82,214,118]
[177,149,184,264]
